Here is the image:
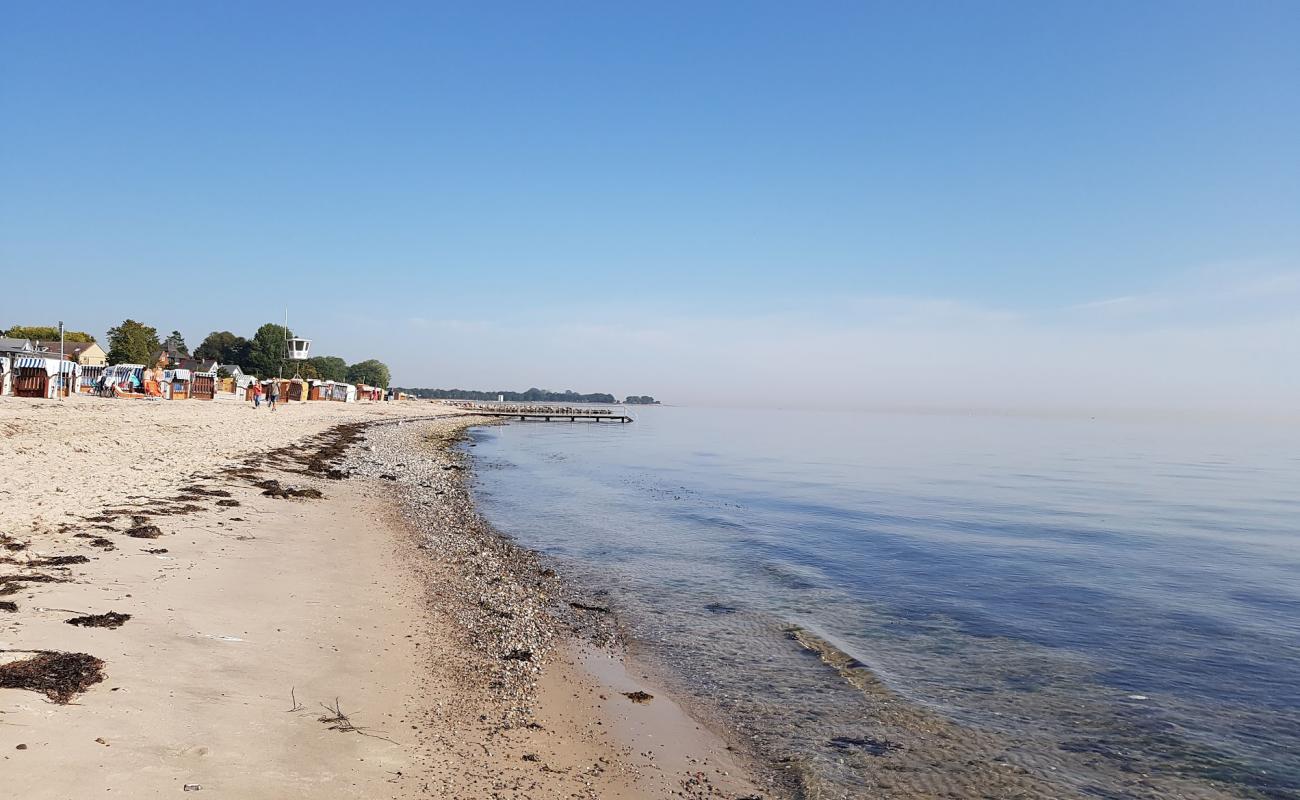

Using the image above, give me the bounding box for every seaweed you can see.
[30,555,90,567]
[254,480,323,500]
[179,485,232,498]
[0,601,16,612]
[125,524,163,539]
[66,612,131,629]
[0,574,68,596]
[0,651,106,703]
[149,504,205,516]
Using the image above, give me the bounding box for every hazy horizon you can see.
[2,3,1297,415]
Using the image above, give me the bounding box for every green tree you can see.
[247,323,292,379]
[346,359,391,388]
[105,319,160,365]
[193,331,251,368]
[4,325,96,342]
[306,355,348,382]
[163,330,189,356]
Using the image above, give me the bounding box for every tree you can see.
[247,323,292,379]
[194,331,251,367]
[4,325,96,342]
[106,319,160,365]
[163,330,189,356]
[306,355,348,382]
[346,359,391,388]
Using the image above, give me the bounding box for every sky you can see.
[2,1,1298,413]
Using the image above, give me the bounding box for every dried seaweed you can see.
[149,504,205,516]
[180,485,232,498]
[125,524,163,539]
[255,480,323,500]
[0,574,68,596]
[66,612,131,629]
[0,651,105,703]
[30,555,90,567]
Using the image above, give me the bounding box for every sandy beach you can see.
[0,395,765,799]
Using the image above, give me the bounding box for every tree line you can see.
[395,387,656,404]
[17,318,393,388]
[3,325,97,343]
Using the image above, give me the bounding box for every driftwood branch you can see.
[316,696,399,744]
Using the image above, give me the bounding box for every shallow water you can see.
[463,407,1300,798]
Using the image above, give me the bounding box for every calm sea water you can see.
[463,407,1300,798]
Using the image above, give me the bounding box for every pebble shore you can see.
[338,417,622,725]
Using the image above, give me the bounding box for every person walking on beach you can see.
[267,380,279,411]
[251,381,263,408]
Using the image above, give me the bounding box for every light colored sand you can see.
[0,395,764,799]
[0,393,442,535]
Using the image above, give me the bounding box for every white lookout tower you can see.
[286,336,312,360]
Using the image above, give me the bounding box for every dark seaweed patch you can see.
[0,651,106,703]
[66,612,131,629]
[30,555,90,567]
[0,574,69,596]
[180,485,232,498]
[125,524,163,539]
[255,480,323,500]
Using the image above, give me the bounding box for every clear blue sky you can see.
[2,2,1298,411]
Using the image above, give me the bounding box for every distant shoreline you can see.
[393,387,660,405]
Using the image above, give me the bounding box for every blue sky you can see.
[2,2,1298,411]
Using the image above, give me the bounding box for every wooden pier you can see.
[469,411,633,423]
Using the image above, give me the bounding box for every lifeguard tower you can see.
[286,335,311,360]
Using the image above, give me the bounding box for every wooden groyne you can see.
[469,411,633,423]
[445,401,633,423]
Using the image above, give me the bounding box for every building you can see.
[0,337,36,356]
[150,344,221,375]
[33,340,107,367]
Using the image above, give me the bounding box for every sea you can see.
[461,406,1300,799]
